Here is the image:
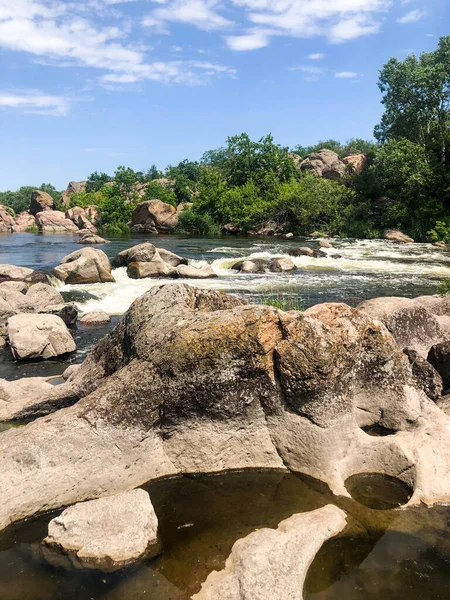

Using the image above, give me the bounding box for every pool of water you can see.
[0,470,449,600]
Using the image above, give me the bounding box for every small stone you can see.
[80,310,111,326]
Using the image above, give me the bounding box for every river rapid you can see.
[1,231,450,380]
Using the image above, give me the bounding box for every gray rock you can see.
[40,303,78,326]
[35,211,79,233]
[7,313,76,360]
[404,348,443,401]
[233,259,268,273]
[300,149,346,180]
[193,505,347,600]
[0,281,28,293]
[175,263,217,279]
[415,295,450,316]
[43,489,159,571]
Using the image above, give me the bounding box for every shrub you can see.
[177,209,220,236]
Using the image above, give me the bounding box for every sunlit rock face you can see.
[1,284,450,532]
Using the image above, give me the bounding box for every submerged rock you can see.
[43,489,159,571]
[193,505,346,600]
[77,233,108,245]
[267,257,296,272]
[7,313,76,360]
[53,248,115,284]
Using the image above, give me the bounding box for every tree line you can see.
[1,36,449,241]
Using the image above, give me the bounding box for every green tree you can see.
[86,171,112,192]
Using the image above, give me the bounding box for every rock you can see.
[30,190,54,215]
[0,296,16,337]
[62,364,81,380]
[158,248,188,267]
[342,153,368,174]
[77,233,108,245]
[3,287,450,532]
[7,313,76,360]
[222,223,242,235]
[0,280,28,293]
[300,149,346,180]
[65,206,87,223]
[319,239,332,248]
[428,341,450,385]
[248,221,285,236]
[175,264,217,279]
[25,283,64,310]
[0,264,34,283]
[385,230,414,244]
[113,243,160,267]
[40,303,79,326]
[233,259,268,273]
[193,505,346,600]
[414,295,450,317]
[43,489,159,571]
[86,205,101,226]
[284,232,294,238]
[13,212,36,232]
[436,394,450,415]
[131,200,179,234]
[0,377,61,421]
[24,271,51,285]
[288,247,314,257]
[433,241,448,249]
[59,181,87,207]
[0,205,15,232]
[0,287,34,312]
[357,297,443,357]
[35,211,79,233]
[113,243,188,279]
[403,348,443,401]
[127,257,175,279]
[267,258,297,272]
[80,310,111,326]
[310,231,329,238]
[53,248,115,284]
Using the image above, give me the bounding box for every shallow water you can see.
[0,470,449,599]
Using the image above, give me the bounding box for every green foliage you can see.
[438,279,450,295]
[257,287,305,312]
[177,209,220,236]
[69,190,105,209]
[0,184,60,214]
[86,171,112,192]
[427,221,450,243]
[144,181,177,206]
[25,224,39,233]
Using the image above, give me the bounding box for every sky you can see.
[0,0,448,190]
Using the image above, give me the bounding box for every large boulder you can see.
[403,348,443,401]
[267,257,296,272]
[0,205,15,232]
[0,376,63,421]
[7,313,76,360]
[59,181,87,207]
[248,220,285,236]
[300,149,346,180]
[342,153,367,174]
[357,297,443,357]
[13,211,36,232]
[43,489,159,571]
[233,259,268,274]
[175,263,217,279]
[25,283,64,310]
[131,200,179,234]
[385,230,414,244]
[30,190,54,215]
[428,341,450,385]
[0,264,34,283]
[0,287,34,313]
[193,505,346,600]
[53,248,115,284]
[415,295,450,316]
[35,211,79,233]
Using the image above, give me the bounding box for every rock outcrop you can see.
[43,489,159,571]
[30,190,54,215]
[35,211,79,233]
[0,264,42,283]
[7,313,76,360]
[385,230,414,244]
[300,149,346,180]
[25,283,64,310]
[1,286,450,532]
[59,181,87,207]
[342,153,367,174]
[131,200,179,234]
[53,248,115,284]
[193,505,346,600]
[13,211,36,232]
[0,205,15,232]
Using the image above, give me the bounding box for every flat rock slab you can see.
[43,489,159,571]
[7,313,76,359]
[193,505,347,600]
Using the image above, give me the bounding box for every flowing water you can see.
[0,470,449,600]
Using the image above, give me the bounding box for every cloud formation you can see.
[0,90,70,116]
[397,9,426,23]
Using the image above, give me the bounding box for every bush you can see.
[438,279,450,295]
[144,181,177,206]
[177,209,220,236]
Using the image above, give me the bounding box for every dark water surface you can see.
[0,470,449,600]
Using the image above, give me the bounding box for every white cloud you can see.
[226,29,271,50]
[0,90,71,116]
[147,0,233,32]
[335,71,358,78]
[397,9,426,23]
[289,64,324,82]
[308,52,325,60]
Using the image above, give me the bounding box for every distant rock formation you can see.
[299,149,368,180]
[131,200,187,234]
[30,190,54,215]
[59,181,87,207]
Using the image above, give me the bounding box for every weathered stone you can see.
[62,364,81,380]
[248,220,285,236]
[80,310,111,326]
[39,303,78,326]
[222,223,242,235]
[131,200,179,233]
[30,190,54,215]
[0,287,34,312]
[404,348,443,401]
[357,297,442,357]
[59,181,87,207]
[13,212,35,232]
[65,206,87,223]
[0,281,28,293]
[415,295,450,316]
[193,505,346,600]
[25,283,64,310]
[175,264,217,279]
[287,247,314,257]
[158,248,187,267]
[35,211,79,233]
[112,243,157,267]
[342,153,367,174]
[428,341,450,385]
[43,489,159,571]
[0,377,61,421]
[319,239,332,248]
[127,256,176,279]
[267,257,296,272]
[385,230,414,244]
[53,248,115,284]
[7,313,76,360]
[0,264,34,282]
[300,149,346,180]
[77,233,108,245]
[86,205,101,226]
[0,205,15,232]
[233,259,268,273]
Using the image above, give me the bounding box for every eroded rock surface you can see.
[7,313,76,360]
[1,286,450,533]
[54,248,115,284]
[35,211,79,233]
[43,489,159,571]
[193,505,346,600]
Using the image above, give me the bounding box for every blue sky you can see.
[0,0,448,191]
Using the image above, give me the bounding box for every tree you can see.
[86,171,112,192]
